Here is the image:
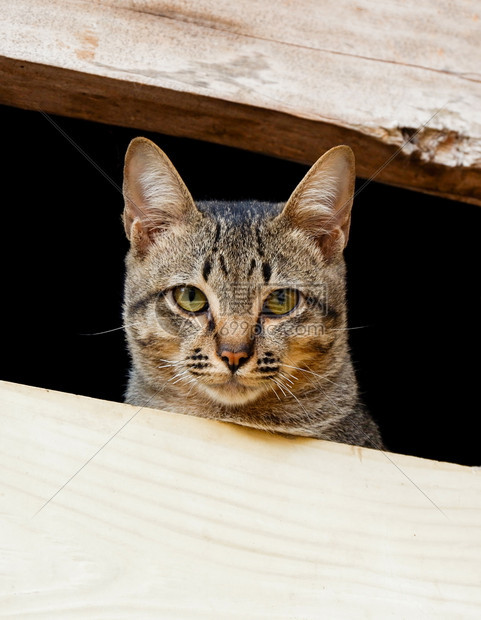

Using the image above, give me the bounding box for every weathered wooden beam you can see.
[1,380,481,617]
[1,0,480,205]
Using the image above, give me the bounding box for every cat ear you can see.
[122,137,199,252]
[280,145,355,258]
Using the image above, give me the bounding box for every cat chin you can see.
[199,383,265,407]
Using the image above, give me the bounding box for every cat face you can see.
[123,138,355,410]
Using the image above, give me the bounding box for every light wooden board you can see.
[1,380,480,618]
[0,0,480,205]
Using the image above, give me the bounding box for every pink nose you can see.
[220,349,249,372]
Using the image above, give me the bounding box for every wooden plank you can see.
[1,380,481,618]
[0,0,480,205]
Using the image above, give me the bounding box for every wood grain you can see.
[1,380,480,618]
[0,0,480,205]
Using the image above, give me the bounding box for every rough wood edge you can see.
[1,56,480,207]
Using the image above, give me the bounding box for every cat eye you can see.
[173,285,209,313]
[262,288,299,316]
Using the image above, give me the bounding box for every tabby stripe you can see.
[262,262,272,283]
[135,336,157,347]
[202,259,212,281]
[247,258,256,278]
[212,222,221,251]
[219,254,228,276]
[128,292,159,315]
[255,228,264,257]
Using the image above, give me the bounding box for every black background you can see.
[2,103,480,465]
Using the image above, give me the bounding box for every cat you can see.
[122,137,383,449]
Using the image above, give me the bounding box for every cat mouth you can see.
[199,376,265,406]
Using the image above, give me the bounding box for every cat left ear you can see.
[122,137,199,253]
[280,145,355,258]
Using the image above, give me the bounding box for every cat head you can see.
[122,137,355,410]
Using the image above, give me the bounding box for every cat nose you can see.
[219,347,250,373]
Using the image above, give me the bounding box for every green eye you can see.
[262,289,299,316]
[173,286,208,313]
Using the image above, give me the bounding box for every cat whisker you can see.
[80,321,142,336]
[278,372,295,386]
[328,325,369,332]
[185,381,198,397]
[287,357,391,454]
[171,375,189,385]
[179,374,198,389]
[269,382,281,401]
[283,359,344,391]
[272,372,314,424]
[169,370,189,384]
[284,357,361,430]
[282,363,328,381]
[271,378,288,398]
[318,374,343,388]
[158,358,183,368]
[281,383,314,424]
[294,359,346,390]
[167,370,187,381]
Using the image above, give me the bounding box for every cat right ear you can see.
[122,137,199,253]
[280,145,356,259]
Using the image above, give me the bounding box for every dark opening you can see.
[2,104,479,466]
